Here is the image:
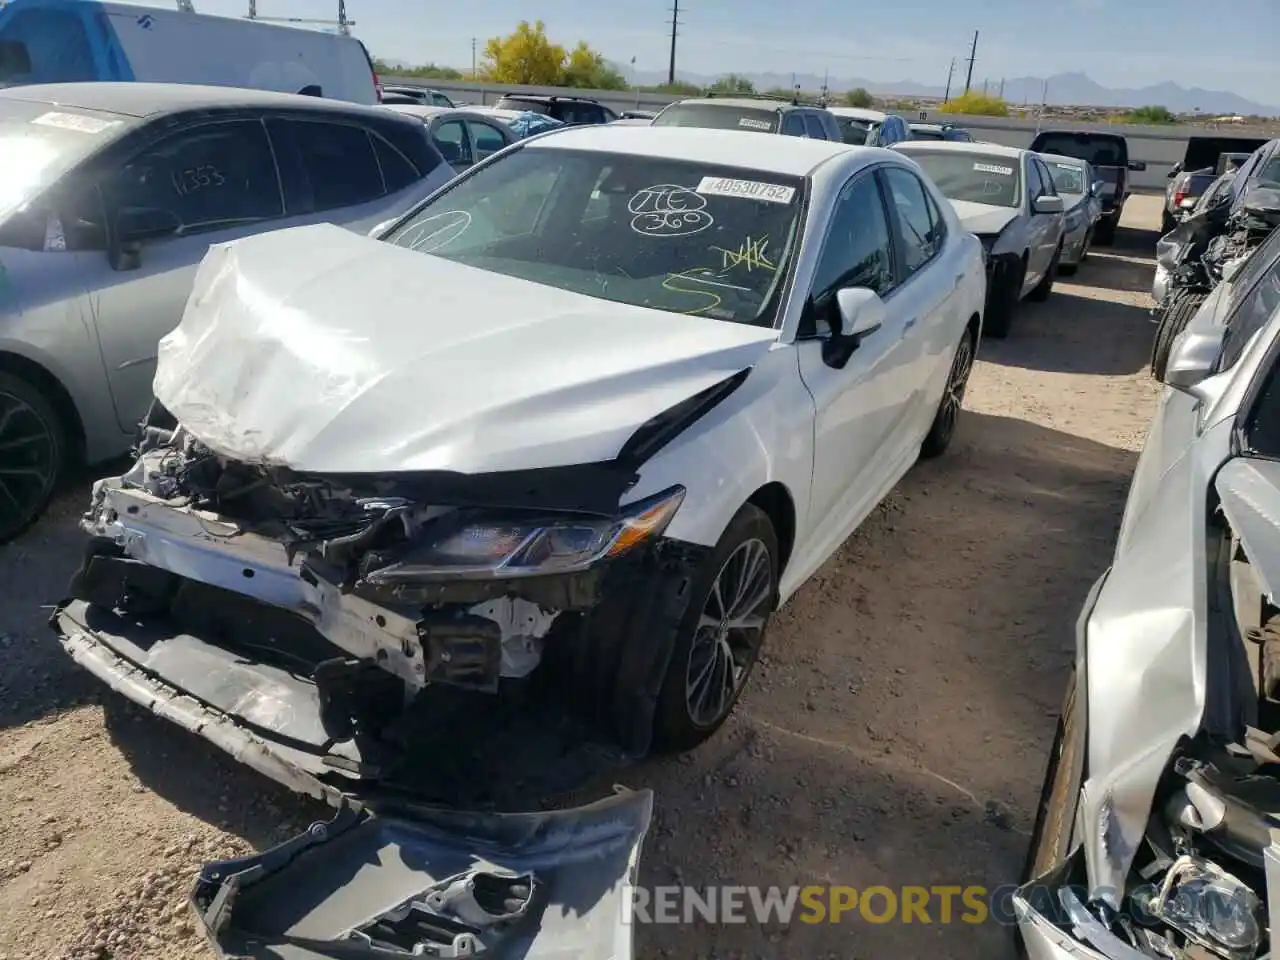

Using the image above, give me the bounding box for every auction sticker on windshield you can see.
[738,118,773,131]
[697,177,796,204]
[973,163,1014,176]
[31,111,120,135]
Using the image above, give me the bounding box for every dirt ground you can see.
[0,197,1165,960]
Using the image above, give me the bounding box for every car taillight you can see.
[373,71,383,100]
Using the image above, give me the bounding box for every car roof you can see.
[1036,152,1088,167]
[895,139,1026,161]
[0,81,385,119]
[523,125,862,176]
[675,97,811,112]
[828,107,887,121]
[499,93,598,104]
[381,103,449,119]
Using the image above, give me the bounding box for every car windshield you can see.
[910,126,944,140]
[383,146,805,327]
[0,101,122,221]
[652,103,781,134]
[904,151,1021,208]
[1258,155,1280,186]
[835,116,875,145]
[1045,160,1086,195]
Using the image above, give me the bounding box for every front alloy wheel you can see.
[0,372,64,544]
[921,331,974,458]
[653,503,779,751]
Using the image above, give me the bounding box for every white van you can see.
[0,0,380,104]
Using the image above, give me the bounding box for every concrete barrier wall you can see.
[388,76,1276,194]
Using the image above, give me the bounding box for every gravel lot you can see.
[0,196,1164,959]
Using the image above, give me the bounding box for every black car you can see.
[492,94,617,125]
[651,95,843,142]
[1029,130,1145,244]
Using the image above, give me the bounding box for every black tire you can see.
[0,371,66,544]
[920,328,975,459]
[1027,243,1062,302]
[1024,670,1084,883]
[1094,217,1117,246]
[1079,226,1092,264]
[651,503,779,752]
[1058,261,1077,277]
[1161,209,1177,235]
[1150,290,1207,381]
[984,258,1024,339]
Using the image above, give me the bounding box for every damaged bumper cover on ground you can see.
[189,788,653,959]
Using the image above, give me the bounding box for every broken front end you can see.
[1016,459,1280,960]
[54,411,699,801]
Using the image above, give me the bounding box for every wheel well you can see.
[966,312,980,343]
[0,352,85,463]
[747,482,796,577]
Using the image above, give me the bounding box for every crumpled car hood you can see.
[153,223,779,475]
[1216,457,1280,603]
[948,199,1020,236]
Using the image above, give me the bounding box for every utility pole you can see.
[471,37,476,78]
[963,29,978,94]
[998,77,1004,98]
[943,57,955,103]
[667,0,680,86]
[820,67,829,105]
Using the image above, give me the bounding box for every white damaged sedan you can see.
[55,126,986,799]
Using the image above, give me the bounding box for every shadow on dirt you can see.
[51,409,1134,960]
[986,286,1156,376]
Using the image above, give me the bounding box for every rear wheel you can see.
[1161,209,1177,235]
[920,328,975,459]
[1094,216,1117,246]
[0,372,66,544]
[1150,290,1207,381]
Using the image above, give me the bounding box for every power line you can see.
[962,29,978,94]
[667,0,680,85]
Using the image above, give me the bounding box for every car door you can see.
[1023,158,1055,287]
[74,117,294,432]
[428,117,473,171]
[880,165,956,440]
[794,168,910,558]
[463,118,512,164]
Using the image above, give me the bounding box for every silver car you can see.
[0,82,453,541]
[1018,224,1280,959]
[1038,154,1103,275]
[379,104,519,173]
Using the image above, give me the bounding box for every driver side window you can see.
[802,172,895,336]
[105,120,284,236]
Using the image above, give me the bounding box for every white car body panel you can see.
[153,127,987,608]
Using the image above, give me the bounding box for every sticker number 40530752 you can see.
[696,176,796,204]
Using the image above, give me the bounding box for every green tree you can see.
[1125,104,1176,124]
[941,91,1009,117]
[709,73,755,94]
[845,87,873,108]
[561,42,626,89]
[481,20,566,85]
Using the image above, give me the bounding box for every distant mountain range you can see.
[623,67,1279,117]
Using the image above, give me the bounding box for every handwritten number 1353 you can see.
[171,165,224,196]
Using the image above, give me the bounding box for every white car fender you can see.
[625,345,816,582]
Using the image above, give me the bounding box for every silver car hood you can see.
[153,223,778,474]
[948,199,1020,237]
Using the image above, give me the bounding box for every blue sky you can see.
[117,0,1277,101]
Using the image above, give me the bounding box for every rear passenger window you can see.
[883,167,942,275]
[288,120,384,210]
[111,120,283,234]
[467,121,508,160]
[372,134,420,193]
[432,120,472,167]
[781,113,806,137]
[803,114,827,139]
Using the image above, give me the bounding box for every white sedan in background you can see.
[895,140,1066,338]
[56,128,987,804]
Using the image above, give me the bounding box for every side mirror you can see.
[1128,160,1147,172]
[108,206,181,271]
[1090,181,1106,197]
[821,287,886,368]
[1163,322,1224,391]
[1033,195,1065,214]
[1168,161,1183,177]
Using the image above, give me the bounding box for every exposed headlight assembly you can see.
[1138,855,1263,960]
[363,485,686,582]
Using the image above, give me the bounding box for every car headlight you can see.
[362,485,686,582]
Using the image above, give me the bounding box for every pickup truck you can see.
[1163,136,1271,232]
[1028,130,1145,244]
